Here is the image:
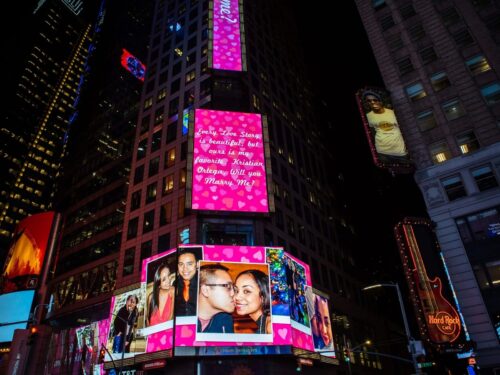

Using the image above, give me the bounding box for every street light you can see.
[345,339,372,375]
[362,283,421,374]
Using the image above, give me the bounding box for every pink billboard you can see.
[211,0,243,71]
[190,109,269,213]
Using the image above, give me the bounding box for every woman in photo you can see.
[146,263,175,326]
[112,294,139,353]
[234,269,271,334]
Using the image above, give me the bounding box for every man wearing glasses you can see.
[197,263,235,333]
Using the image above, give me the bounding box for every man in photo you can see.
[175,248,201,316]
[197,264,235,333]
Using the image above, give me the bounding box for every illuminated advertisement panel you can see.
[189,109,269,213]
[174,245,295,355]
[1,212,56,293]
[120,48,146,81]
[105,288,146,361]
[395,218,466,352]
[0,290,35,343]
[355,87,412,171]
[141,249,177,352]
[305,287,335,357]
[210,0,244,71]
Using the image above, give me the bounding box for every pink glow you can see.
[192,109,269,213]
[212,0,243,71]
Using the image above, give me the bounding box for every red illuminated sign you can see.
[120,49,146,81]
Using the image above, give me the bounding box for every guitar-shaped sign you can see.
[403,224,461,343]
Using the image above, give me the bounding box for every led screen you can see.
[120,48,146,81]
[1,212,55,293]
[191,109,269,213]
[356,87,412,171]
[305,288,335,357]
[105,288,146,361]
[211,0,243,71]
[0,290,35,342]
[395,219,466,352]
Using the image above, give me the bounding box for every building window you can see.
[466,54,491,75]
[149,157,160,177]
[472,165,498,191]
[185,70,196,83]
[416,109,437,131]
[123,247,135,276]
[399,3,416,19]
[168,97,179,117]
[387,33,404,51]
[456,208,500,243]
[137,138,147,160]
[127,217,139,239]
[442,98,465,120]
[166,123,177,143]
[441,175,467,201]
[154,107,164,124]
[140,115,150,134]
[405,82,427,101]
[379,15,395,31]
[408,22,425,41]
[180,168,187,187]
[397,57,414,76]
[163,174,174,195]
[419,46,437,64]
[131,190,141,211]
[429,141,452,164]
[157,88,167,101]
[430,72,450,92]
[480,82,500,105]
[160,202,172,225]
[440,7,460,26]
[158,233,170,251]
[178,196,185,218]
[143,210,154,233]
[146,182,157,203]
[372,0,386,10]
[151,130,162,152]
[134,165,144,185]
[144,97,153,110]
[456,131,480,154]
[165,147,176,168]
[453,28,474,47]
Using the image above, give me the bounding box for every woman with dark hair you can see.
[112,294,139,353]
[234,270,271,334]
[147,263,175,326]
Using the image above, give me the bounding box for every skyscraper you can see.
[0,0,95,258]
[355,0,500,370]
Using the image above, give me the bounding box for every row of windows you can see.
[441,164,498,202]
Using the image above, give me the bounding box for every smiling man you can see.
[175,249,201,316]
[197,263,235,333]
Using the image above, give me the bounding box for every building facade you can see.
[355,0,500,371]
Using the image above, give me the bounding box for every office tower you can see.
[355,0,500,370]
[45,0,153,325]
[0,0,96,257]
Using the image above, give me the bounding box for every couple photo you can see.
[196,261,272,340]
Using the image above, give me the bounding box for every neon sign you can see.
[120,49,146,82]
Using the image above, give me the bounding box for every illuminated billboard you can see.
[0,290,35,343]
[188,109,270,213]
[355,87,412,171]
[210,0,245,71]
[120,48,146,81]
[395,218,466,352]
[1,212,56,293]
[305,288,335,357]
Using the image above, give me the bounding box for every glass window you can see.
[440,7,460,25]
[158,233,170,251]
[379,15,395,31]
[178,196,185,218]
[442,98,465,120]
[466,54,491,75]
[456,218,473,244]
[123,247,135,276]
[416,109,437,131]
[441,175,467,201]
[160,202,172,225]
[134,165,144,185]
[472,165,498,191]
[144,97,153,110]
[154,107,164,124]
[165,147,176,168]
[148,157,160,177]
[143,210,154,233]
[146,182,157,203]
[453,28,474,46]
[485,260,500,287]
[131,190,141,211]
[467,208,500,241]
[419,46,437,64]
[480,82,500,105]
[180,168,187,187]
[140,115,150,134]
[127,217,138,239]
[140,241,152,264]
[387,33,404,51]
[151,130,162,152]
[163,174,174,195]
[137,139,147,160]
[408,23,425,41]
[430,72,451,91]
[397,57,414,75]
[170,78,180,93]
[399,3,416,19]
[456,131,479,155]
[405,82,427,101]
[473,265,489,289]
[166,123,177,143]
[372,0,386,9]
[430,141,452,164]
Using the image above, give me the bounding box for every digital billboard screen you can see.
[395,219,466,351]
[356,87,412,171]
[189,109,269,213]
[0,290,35,343]
[120,48,146,81]
[210,0,244,71]
[1,212,56,293]
[305,287,335,357]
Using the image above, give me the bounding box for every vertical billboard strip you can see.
[305,287,336,357]
[209,0,245,71]
[1,212,56,293]
[355,87,412,171]
[395,218,465,352]
[190,109,269,213]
